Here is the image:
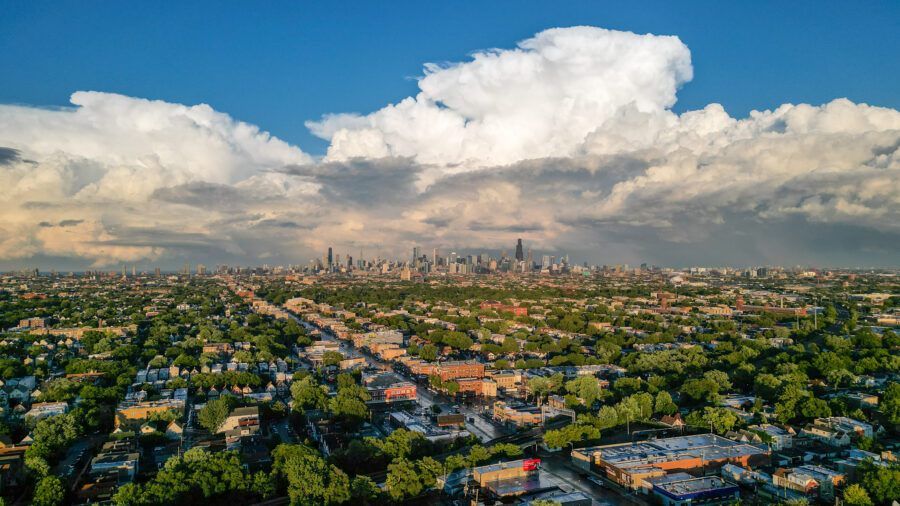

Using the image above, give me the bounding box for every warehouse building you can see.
[572,434,769,489]
[647,473,740,506]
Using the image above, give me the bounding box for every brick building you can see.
[434,360,484,382]
[364,373,417,403]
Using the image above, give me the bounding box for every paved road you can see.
[539,451,651,506]
[290,312,509,441]
[271,417,298,443]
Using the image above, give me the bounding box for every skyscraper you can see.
[515,238,524,261]
[327,247,333,268]
[412,247,420,266]
[433,248,438,266]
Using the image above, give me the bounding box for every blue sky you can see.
[2,1,899,155]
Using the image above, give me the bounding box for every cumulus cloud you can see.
[2,27,900,268]
[0,92,314,266]
[308,27,692,171]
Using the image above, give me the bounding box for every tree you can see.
[799,398,831,419]
[364,428,428,460]
[281,453,350,506]
[775,384,810,423]
[420,345,438,361]
[565,375,603,406]
[654,391,678,416]
[336,372,357,390]
[26,413,82,460]
[445,381,460,395]
[417,456,443,488]
[329,384,371,422]
[291,376,328,412]
[322,351,344,367]
[466,445,490,467]
[596,406,619,429]
[859,460,900,504]
[543,423,602,449]
[350,475,379,503]
[528,377,551,401]
[686,407,738,434]
[33,476,65,506]
[25,455,51,478]
[198,397,237,432]
[703,370,732,391]
[680,378,720,404]
[883,382,900,424]
[386,458,423,501]
[843,484,874,506]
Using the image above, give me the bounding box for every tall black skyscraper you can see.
[515,238,524,261]
[327,247,333,267]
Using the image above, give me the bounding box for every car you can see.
[588,477,605,488]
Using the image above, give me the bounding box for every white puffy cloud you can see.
[0,92,315,266]
[2,27,900,268]
[308,27,692,171]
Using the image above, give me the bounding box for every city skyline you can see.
[2,4,900,270]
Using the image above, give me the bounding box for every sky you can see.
[1,1,899,270]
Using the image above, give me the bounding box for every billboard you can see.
[523,458,541,471]
[436,414,465,426]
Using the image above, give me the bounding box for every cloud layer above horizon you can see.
[1,26,899,268]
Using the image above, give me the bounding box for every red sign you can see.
[523,459,541,471]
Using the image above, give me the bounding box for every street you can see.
[292,313,510,441]
[538,451,651,506]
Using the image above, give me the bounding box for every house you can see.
[660,414,685,428]
[773,468,819,496]
[25,401,69,420]
[90,451,140,484]
[0,385,32,406]
[165,420,183,440]
[217,406,260,436]
[726,429,763,445]
[749,424,795,451]
[800,417,873,447]
[0,447,27,491]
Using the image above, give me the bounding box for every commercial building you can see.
[571,434,770,489]
[434,360,485,382]
[472,459,555,498]
[493,401,543,426]
[364,373,417,403]
[647,473,739,506]
[456,377,483,395]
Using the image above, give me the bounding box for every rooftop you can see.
[578,434,769,470]
[653,475,738,498]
